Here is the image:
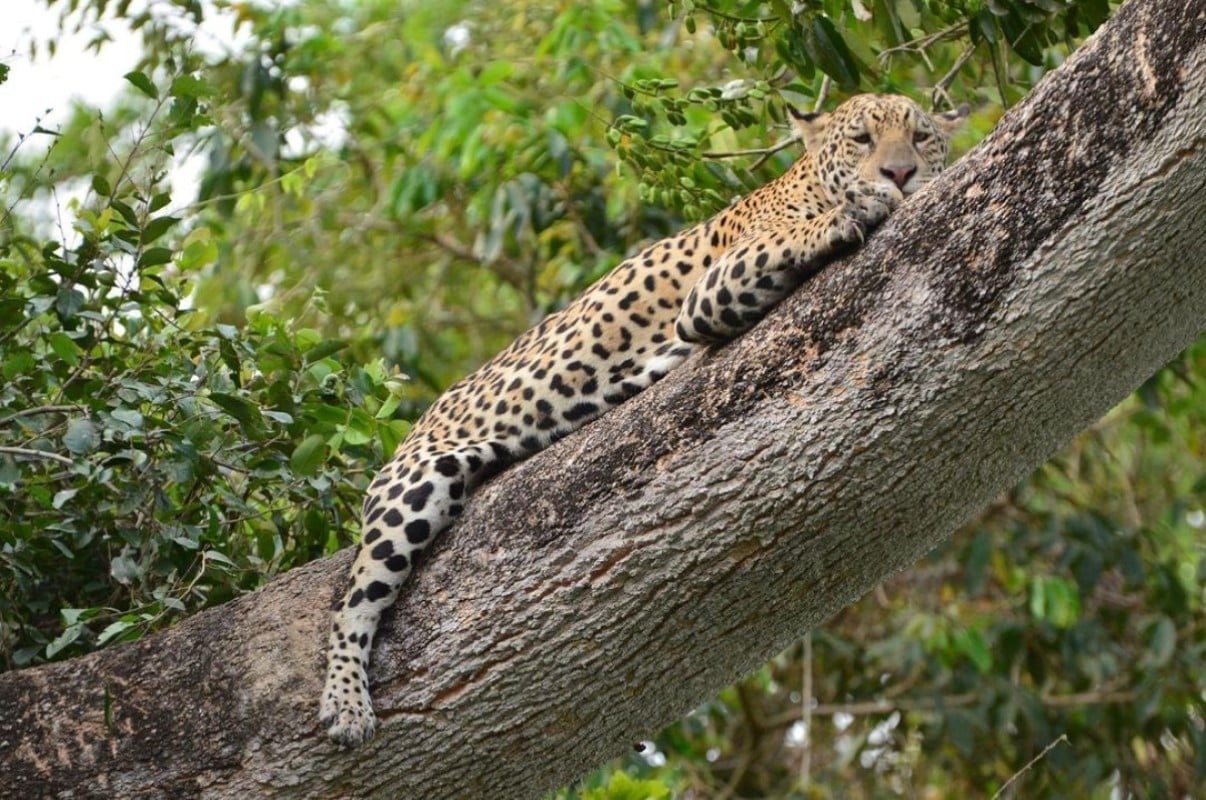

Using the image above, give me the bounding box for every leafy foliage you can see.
[0,100,407,662]
[2,0,1201,797]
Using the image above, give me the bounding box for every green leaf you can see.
[805,16,861,91]
[96,619,138,646]
[290,434,327,476]
[61,608,98,626]
[124,71,158,100]
[109,408,144,430]
[139,247,173,267]
[379,419,410,456]
[581,770,671,800]
[204,549,236,567]
[375,392,402,420]
[872,0,907,45]
[51,488,79,509]
[210,392,262,428]
[48,331,82,366]
[46,624,85,659]
[110,552,141,584]
[775,28,815,81]
[954,628,992,673]
[341,408,375,446]
[303,339,347,364]
[3,349,36,381]
[1146,616,1176,667]
[141,216,180,245]
[179,238,218,270]
[975,9,1000,44]
[55,287,84,320]
[170,74,213,98]
[1001,8,1045,66]
[0,458,20,487]
[219,338,241,385]
[1078,0,1111,31]
[91,174,112,196]
[110,199,139,226]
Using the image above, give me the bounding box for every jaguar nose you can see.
[880,164,917,190]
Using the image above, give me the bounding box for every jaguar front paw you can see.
[320,695,376,752]
[831,180,904,246]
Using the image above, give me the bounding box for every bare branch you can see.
[701,136,799,161]
[0,446,75,466]
[0,405,85,425]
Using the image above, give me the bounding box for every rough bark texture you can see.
[2,0,1204,797]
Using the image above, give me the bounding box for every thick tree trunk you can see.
[2,0,1204,797]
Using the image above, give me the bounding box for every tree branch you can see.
[0,446,74,466]
[0,405,84,425]
[1,1,1203,797]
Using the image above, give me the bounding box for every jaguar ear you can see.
[788,105,830,151]
[932,103,970,132]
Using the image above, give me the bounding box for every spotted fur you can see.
[320,93,966,746]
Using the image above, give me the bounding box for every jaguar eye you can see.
[852,132,873,145]
[913,130,931,144]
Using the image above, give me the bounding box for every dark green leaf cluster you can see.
[610,77,776,219]
[0,110,402,666]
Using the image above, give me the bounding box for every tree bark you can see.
[2,0,1203,797]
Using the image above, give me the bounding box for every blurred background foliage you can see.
[0,0,1200,797]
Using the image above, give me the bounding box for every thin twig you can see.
[208,456,251,475]
[702,136,799,161]
[701,138,797,158]
[0,446,75,466]
[932,44,977,108]
[877,22,965,62]
[992,734,1070,799]
[0,405,85,425]
[813,75,832,113]
[1,115,62,231]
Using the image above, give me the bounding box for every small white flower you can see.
[444,22,471,56]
